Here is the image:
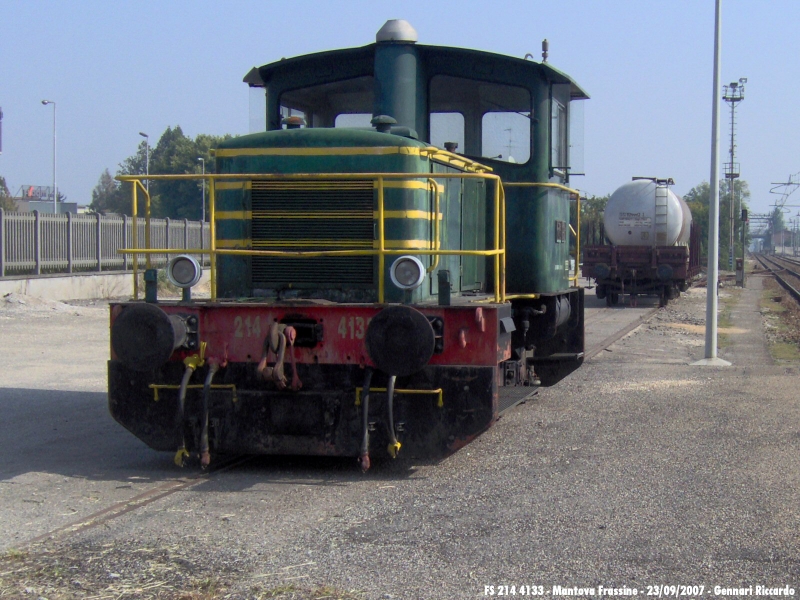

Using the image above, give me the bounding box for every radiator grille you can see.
[251,180,374,286]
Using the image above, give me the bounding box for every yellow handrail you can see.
[426,177,441,274]
[117,172,507,303]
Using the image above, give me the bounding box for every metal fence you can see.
[0,209,210,277]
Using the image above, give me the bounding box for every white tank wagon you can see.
[603,177,692,247]
[583,177,701,307]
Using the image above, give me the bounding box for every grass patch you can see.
[760,279,800,363]
[717,286,741,348]
[771,342,800,361]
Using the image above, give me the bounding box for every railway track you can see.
[753,253,800,303]
[584,305,660,360]
[22,454,253,548]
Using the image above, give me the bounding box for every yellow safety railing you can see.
[504,182,582,287]
[116,172,506,303]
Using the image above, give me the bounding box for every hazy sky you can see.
[2,0,799,219]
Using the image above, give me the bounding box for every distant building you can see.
[11,185,78,214]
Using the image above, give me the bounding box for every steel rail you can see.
[583,306,660,360]
[753,254,800,304]
[21,455,252,548]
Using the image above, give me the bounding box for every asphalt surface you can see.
[1,281,798,599]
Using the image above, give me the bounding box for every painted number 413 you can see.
[338,316,368,340]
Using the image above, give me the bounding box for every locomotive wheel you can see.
[610,293,620,306]
[605,294,612,307]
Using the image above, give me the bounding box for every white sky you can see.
[2,0,799,218]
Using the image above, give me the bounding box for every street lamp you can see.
[197,157,205,222]
[139,132,149,192]
[41,100,56,213]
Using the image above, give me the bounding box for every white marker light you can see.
[166,255,202,289]
[389,256,426,290]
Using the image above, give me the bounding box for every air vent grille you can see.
[251,180,374,285]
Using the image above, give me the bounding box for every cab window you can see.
[429,75,531,163]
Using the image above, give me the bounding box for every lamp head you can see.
[139,132,148,138]
[41,100,53,105]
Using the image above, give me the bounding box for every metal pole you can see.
[729,105,734,270]
[696,0,730,366]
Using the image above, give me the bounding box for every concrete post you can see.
[123,215,129,270]
[96,213,102,272]
[165,217,171,268]
[34,210,41,275]
[66,211,73,273]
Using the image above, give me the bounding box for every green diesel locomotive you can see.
[109,20,588,469]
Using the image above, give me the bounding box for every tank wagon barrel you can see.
[583,177,701,307]
[107,20,589,470]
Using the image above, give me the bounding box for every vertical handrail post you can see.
[500,182,506,302]
[132,182,139,299]
[493,179,500,303]
[377,176,385,303]
[209,178,216,300]
[144,185,152,270]
[183,218,189,253]
[574,191,581,282]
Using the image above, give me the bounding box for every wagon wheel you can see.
[606,294,613,307]
[659,287,668,308]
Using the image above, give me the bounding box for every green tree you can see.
[149,126,202,219]
[0,176,17,211]
[97,129,231,219]
[684,179,750,269]
[89,169,126,214]
[579,194,610,247]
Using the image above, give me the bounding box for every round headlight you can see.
[389,255,426,291]
[166,255,202,289]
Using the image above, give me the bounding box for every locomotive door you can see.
[461,177,486,291]
[430,163,462,294]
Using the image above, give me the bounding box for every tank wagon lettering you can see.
[106,18,588,469]
[618,212,651,227]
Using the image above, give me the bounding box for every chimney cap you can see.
[376,19,418,43]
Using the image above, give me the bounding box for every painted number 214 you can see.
[338,316,367,340]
